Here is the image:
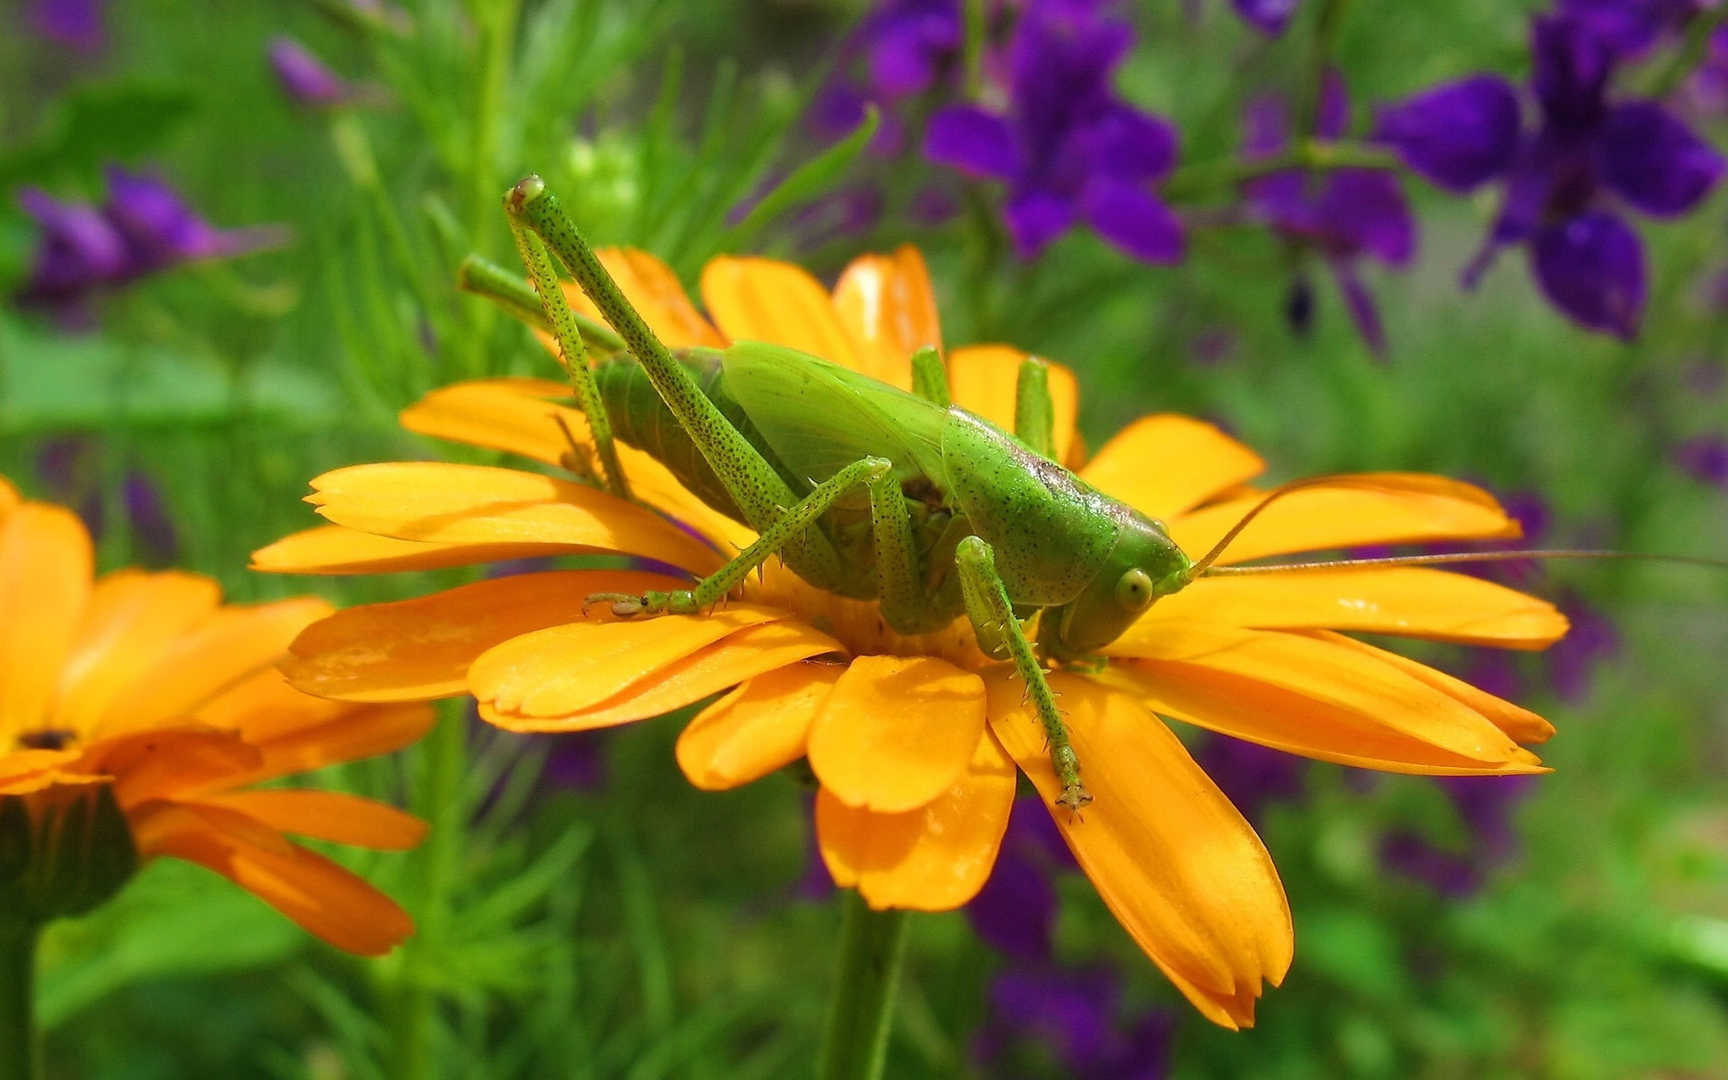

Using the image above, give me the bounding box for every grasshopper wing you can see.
[720,342,949,488]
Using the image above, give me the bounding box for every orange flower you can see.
[255,247,1565,1024]
[0,478,431,955]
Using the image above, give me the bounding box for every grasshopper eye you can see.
[1115,568,1155,613]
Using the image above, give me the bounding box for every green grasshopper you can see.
[494,174,1724,813]
[501,174,1192,811]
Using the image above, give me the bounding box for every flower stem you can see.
[1653,5,1728,97]
[1162,139,1398,202]
[0,923,41,1080]
[816,892,909,1080]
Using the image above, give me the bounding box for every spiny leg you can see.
[1013,356,1056,460]
[954,535,1090,810]
[506,175,845,581]
[909,345,951,407]
[865,465,955,634]
[591,457,892,616]
[504,214,630,499]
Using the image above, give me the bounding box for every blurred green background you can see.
[1,1,1725,1076]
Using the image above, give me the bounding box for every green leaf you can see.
[0,82,198,188]
[721,106,880,247]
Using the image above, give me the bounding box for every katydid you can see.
[495,174,1725,813]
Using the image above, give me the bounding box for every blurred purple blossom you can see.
[974,967,1173,1078]
[1382,775,1536,897]
[810,0,962,153]
[15,167,286,320]
[1675,433,1728,488]
[26,0,104,51]
[966,797,1074,961]
[1233,0,1302,36]
[268,36,356,108]
[1547,590,1621,701]
[1196,734,1306,824]
[1558,0,1703,56]
[35,437,178,565]
[925,0,1185,262]
[1376,13,1725,338]
[1245,73,1414,356]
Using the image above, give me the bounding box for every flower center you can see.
[16,729,77,751]
[742,560,993,670]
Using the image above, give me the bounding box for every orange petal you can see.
[283,570,686,702]
[552,248,724,350]
[306,462,723,574]
[236,703,436,790]
[192,668,351,741]
[398,377,583,465]
[192,790,426,850]
[946,345,1080,466]
[1081,415,1265,521]
[481,619,843,733]
[807,655,986,813]
[829,245,942,389]
[0,476,18,515]
[52,570,221,737]
[252,523,590,576]
[1305,630,1555,744]
[1169,474,1519,565]
[0,504,92,738]
[699,255,865,370]
[986,671,1291,1029]
[101,728,265,807]
[469,605,788,719]
[132,803,413,955]
[816,729,1016,911]
[676,661,842,790]
[1102,624,1546,774]
[0,747,87,796]
[1127,568,1569,649]
[96,596,333,740]
[397,380,755,552]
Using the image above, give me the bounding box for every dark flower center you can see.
[17,729,77,751]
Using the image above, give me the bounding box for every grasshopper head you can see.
[1042,511,1191,660]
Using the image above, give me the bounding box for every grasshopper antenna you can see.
[1182,475,1728,579]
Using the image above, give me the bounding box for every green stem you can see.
[1653,5,1728,97]
[0,923,41,1080]
[393,705,468,1080]
[816,892,909,1080]
[1162,139,1398,202]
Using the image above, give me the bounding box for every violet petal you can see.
[1005,187,1077,259]
[1330,257,1389,358]
[925,105,1024,181]
[1081,179,1185,263]
[1374,75,1523,192]
[1077,102,1179,183]
[1597,100,1725,217]
[1529,210,1646,338]
[1232,0,1302,36]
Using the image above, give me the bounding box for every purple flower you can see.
[1675,433,1728,488]
[14,188,129,319]
[1244,73,1414,356]
[1546,590,1619,702]
[1195,734,1304,824]
[966,797,1074,961]
[1233,0,1302,37]
[268,36,356,108]
[14,168,285,319]
[925,0,1185,262]
[1558,0,1702,56]
[974,967,1173,1078]
[1376,14,1725,338]
[26,0,104,51]
[810,0,961,153]
[1382,776,1536,897]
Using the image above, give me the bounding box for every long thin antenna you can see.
[1201,549,1728,576]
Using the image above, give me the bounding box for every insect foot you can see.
[583,590,701,617]
[1052,746,1093,811]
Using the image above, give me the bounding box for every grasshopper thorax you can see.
[1041,509,1191,660]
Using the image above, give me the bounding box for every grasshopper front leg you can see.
[954,535,1091,811]
[591,457,892,616]
[505,176,848,585]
